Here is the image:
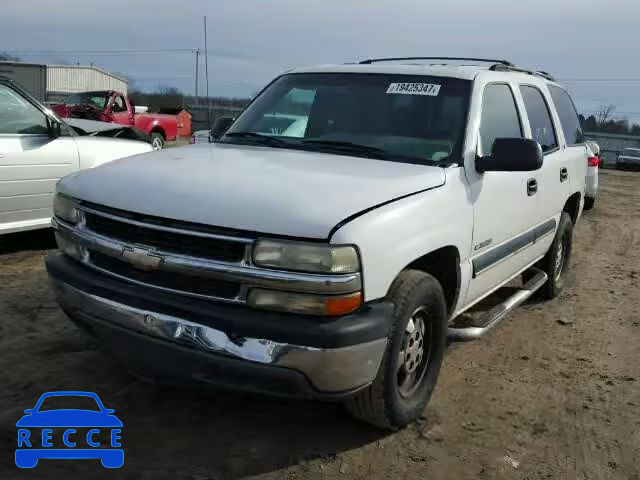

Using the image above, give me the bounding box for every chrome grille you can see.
[83,209,248,263]
[89,250,242,300]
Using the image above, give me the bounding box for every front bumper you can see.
[46,253,393,399]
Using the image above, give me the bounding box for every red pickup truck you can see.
[50,90,178,149]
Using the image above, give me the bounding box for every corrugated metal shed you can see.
[47,65,128,95]
[0,61,47,100]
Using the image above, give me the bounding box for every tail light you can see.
[588,156,600,167]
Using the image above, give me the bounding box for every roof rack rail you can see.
[488,63,556,81]
[359,56,515,66]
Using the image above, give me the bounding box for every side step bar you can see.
[448,267,548,342]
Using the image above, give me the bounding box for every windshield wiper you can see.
[300,139,389,157]
[223,131,289,146]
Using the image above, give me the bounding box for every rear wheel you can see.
[151,132,165,150]
[345,270,448,430]
[584,197,595,210]
[539,212,573,299]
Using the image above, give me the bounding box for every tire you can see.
[345,270,448,430]
[584,197,595,210]
[150,132,165,150]
[539,212,573,299]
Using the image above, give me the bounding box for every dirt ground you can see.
[0,170,639,480]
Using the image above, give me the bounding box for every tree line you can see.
[580,104,640,136]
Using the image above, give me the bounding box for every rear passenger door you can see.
[548,85,587,208]
[518,85,569,231]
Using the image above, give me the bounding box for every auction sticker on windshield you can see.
[386,83,441,96]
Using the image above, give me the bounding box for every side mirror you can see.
[477,138,543,173]
[210,116,234,140]
[24,409,34,414]
[105,409,115,414]
[48,118,62,139]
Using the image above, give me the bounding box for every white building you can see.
[47,64,128,96]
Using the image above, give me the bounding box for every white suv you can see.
[46,57,587,429]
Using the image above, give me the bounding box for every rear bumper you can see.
[46,253,393,399]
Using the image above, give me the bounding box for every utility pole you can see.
[203,16,210,126]
[194,48,199,100]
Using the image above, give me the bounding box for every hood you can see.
[58,143,446,239]
[73,136,153,170]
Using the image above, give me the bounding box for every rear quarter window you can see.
[549,85,584,146]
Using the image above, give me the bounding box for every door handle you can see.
[527,178,537,196]
[560,167,569,182]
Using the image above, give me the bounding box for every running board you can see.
[448,267,548,342]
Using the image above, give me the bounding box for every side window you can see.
[549,85,584,145]
[112,95,127,113]
[0,84,48,135]
[519,86,558,152]
[478,84,523,156]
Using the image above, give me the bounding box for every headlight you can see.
[248,289,362,316]
[252,239,359,274]
[53,194,79,224]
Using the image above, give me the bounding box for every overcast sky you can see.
[3,0,640,120]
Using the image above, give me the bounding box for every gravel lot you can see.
[1,170,639,480]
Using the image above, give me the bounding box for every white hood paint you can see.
[73,136,153,170]
[58,143,446,239]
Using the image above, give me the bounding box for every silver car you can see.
[0,76,153,235]
[617,147,640,171]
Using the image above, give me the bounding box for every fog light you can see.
[247,289,362,316]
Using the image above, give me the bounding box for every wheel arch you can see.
[150,126,166,139]
[563,192,581,224]
[401,245,461,315]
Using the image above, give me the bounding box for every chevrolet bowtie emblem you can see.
[121,246,163,271]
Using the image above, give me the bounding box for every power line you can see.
[11,49,197,57]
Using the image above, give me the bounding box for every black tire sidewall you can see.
[384,274,448,426]
[543,212,573,297]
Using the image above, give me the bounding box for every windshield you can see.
[63,91,111,109]
[221,73,471,164]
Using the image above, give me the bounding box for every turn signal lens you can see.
[324,292,363,316]
[587,156,600,167]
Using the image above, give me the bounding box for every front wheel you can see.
[345,270,448,430]
[150,132,165,150]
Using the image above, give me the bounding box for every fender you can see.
[330,168,474,305]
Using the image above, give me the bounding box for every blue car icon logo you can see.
[16,391,123,468]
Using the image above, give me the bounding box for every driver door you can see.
[463,82,542,306]
[0,80,79,234]
[109,94,134,127]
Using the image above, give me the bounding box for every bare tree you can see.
[0,51,20,61]
[595,104,617,127]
